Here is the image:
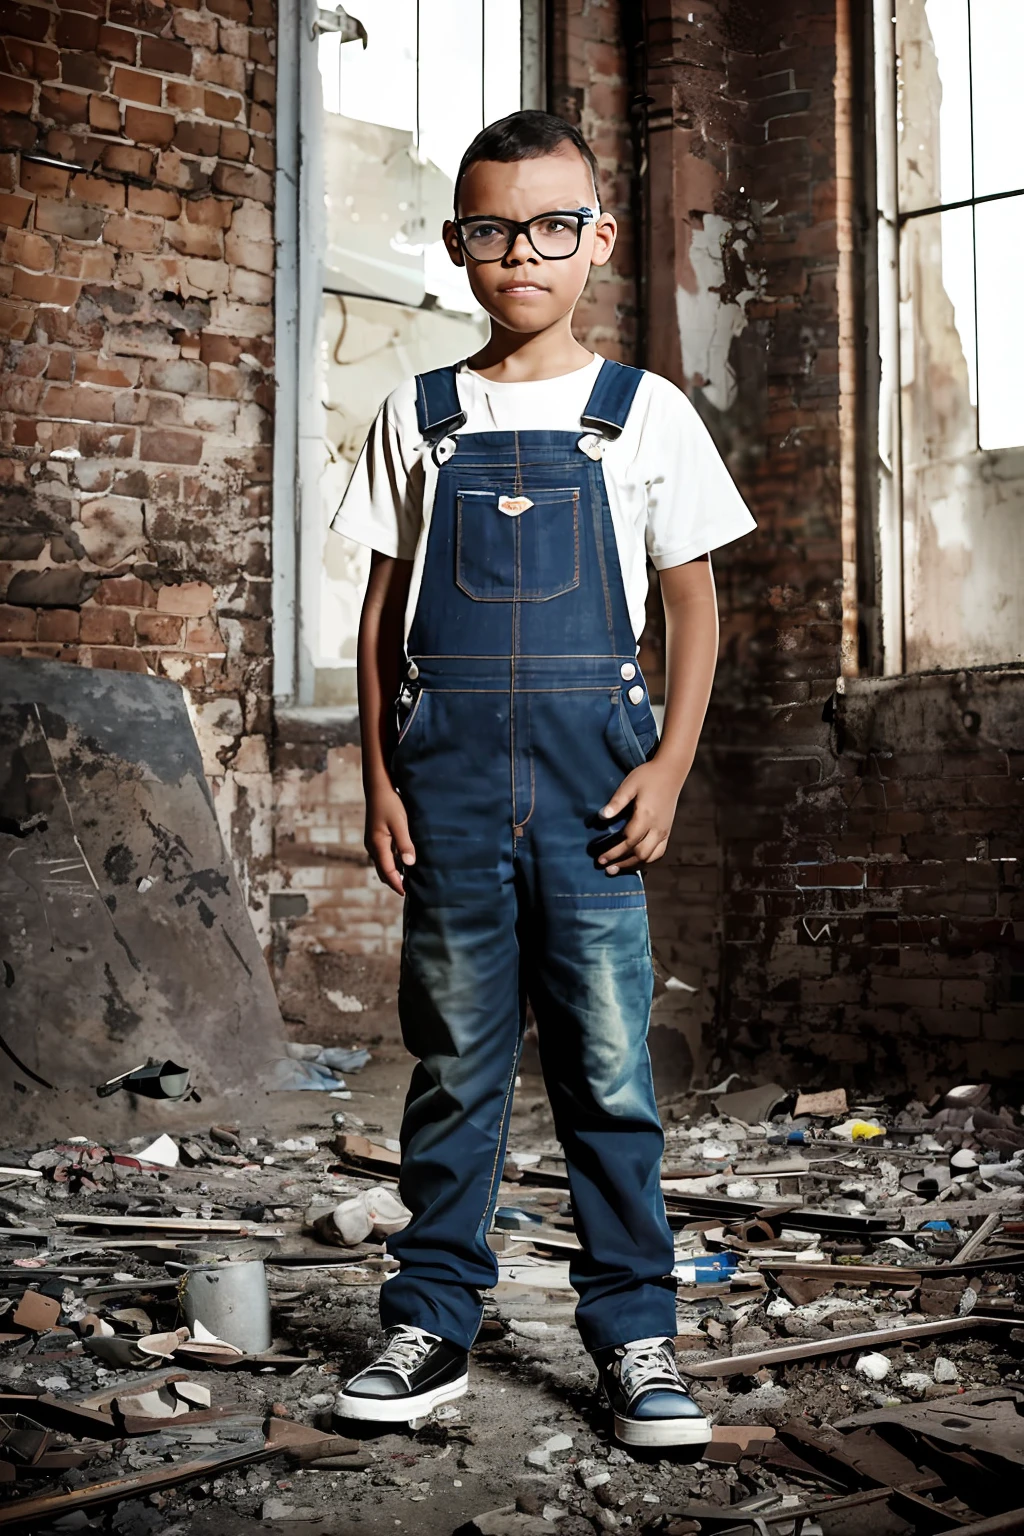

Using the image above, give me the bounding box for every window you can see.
[874,0,1024,673]
[274,2,543,707]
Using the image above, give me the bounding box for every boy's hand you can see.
[596,760,687,875]
[365,779,416,895]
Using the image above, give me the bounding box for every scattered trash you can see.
[309,1186,410,1247]
[793,1088,848,1117]
[96,1059,195,1102]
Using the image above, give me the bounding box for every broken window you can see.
[874,0,1024,672]
[283,2,539,707]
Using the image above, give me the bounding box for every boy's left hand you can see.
[596,760,687,875]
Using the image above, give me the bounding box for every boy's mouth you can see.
[497,282,548,294]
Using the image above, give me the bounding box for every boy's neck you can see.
[467,316,594,383]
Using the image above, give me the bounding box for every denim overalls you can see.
[381,360,677,1353]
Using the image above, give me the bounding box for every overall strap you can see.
[580,359,645,441]
[414,364,467,445]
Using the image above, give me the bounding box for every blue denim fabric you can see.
[380,362,677,1353]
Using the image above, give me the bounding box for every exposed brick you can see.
[61,53,112,93]
[38,86,90,126]
[70,172,126,210]
[0,191,33,227]
[55,13,102,51]
[11,268,81,305]
[140,36,194,75]
[88,95,121,132]
[102,212,162,251]
[0,604,36,641]
[156,579,214,616]
[37,607,80,643]
[0,74,34,116]
[127,184,181,218]
[79,604,135,645]
[97,25,138,64]
[33,197,106,240]
[135,611,183,645]
[184,194,233,228]
[204,88,242,122]
[173,117,220,156]
[101,143,154,179]
[19,160,70,197]
[124,105,175,147]
[211,160,271,203]
[140,426,202,464]
[112,66,163,106]
[2,226,52,271]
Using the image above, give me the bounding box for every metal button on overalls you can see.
[382,361,676,1354]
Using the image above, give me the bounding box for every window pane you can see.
[970,0,1024,198]
[975,194,1024,449]
[897,0,972,212]
[484,0,522,126]
[900,204,977,469]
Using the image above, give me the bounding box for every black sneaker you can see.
[594,1336,710,1448]
[334,1324,469,1424]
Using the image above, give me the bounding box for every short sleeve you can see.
[641,377,756,569]
[329,381,424,561]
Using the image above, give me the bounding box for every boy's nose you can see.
[505,232,537,264]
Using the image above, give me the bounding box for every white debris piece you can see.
[326,990,364,1012]
[312,1185,411,1246]
[854,1352,891,1382]
[134,1134,179,1168]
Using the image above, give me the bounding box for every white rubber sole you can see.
[612,1411,711,1448]
[334,1373,469,1424]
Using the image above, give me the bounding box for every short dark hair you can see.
[453,109,600,214]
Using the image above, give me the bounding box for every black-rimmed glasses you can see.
[453,207,598,262]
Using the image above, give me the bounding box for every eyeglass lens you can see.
[460,214,582,261]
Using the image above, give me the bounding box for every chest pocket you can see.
[456,487,580,602]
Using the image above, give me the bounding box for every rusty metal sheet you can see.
[0,658,285,1139]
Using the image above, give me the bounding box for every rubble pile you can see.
[1,1060,1023,1534]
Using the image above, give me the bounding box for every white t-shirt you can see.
[329,354,756,641]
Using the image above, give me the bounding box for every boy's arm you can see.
[358,550,416,895]
[597,555,719,875]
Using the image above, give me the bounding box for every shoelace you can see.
[369,1324,440,1384]
[615,1337,679,1401]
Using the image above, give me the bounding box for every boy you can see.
[329,110,755,1448]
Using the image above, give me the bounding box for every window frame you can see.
[869,0,1024,677]
[272,0,547,709]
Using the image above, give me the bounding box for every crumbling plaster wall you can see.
[0,0,276,945]
[642,0,1024,1093]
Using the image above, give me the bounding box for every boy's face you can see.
[443,143,616,334]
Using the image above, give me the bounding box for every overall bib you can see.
[383,360,677,1353]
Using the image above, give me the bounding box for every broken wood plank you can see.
[948,1211,1002,1266]
[681,1315,1002,1379]
[52,1215,284,1236]
[0,1421,275,1528]
[755,1262,924,1286]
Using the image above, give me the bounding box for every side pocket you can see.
[607,689,659,772]
[390,688,426,774]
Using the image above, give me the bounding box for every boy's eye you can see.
[538,218,570,234]
[466,222,504,241]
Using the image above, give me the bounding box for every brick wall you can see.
[0,0,276,942]
[638,0,1024,1093]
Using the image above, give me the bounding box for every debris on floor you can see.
[2,1062,1024,1534]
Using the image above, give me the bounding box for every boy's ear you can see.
[590,212,617,270]
[442,220,465,268]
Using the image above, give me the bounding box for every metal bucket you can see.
[180,1259,272,1354]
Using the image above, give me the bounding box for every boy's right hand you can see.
[364,780,416,895]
